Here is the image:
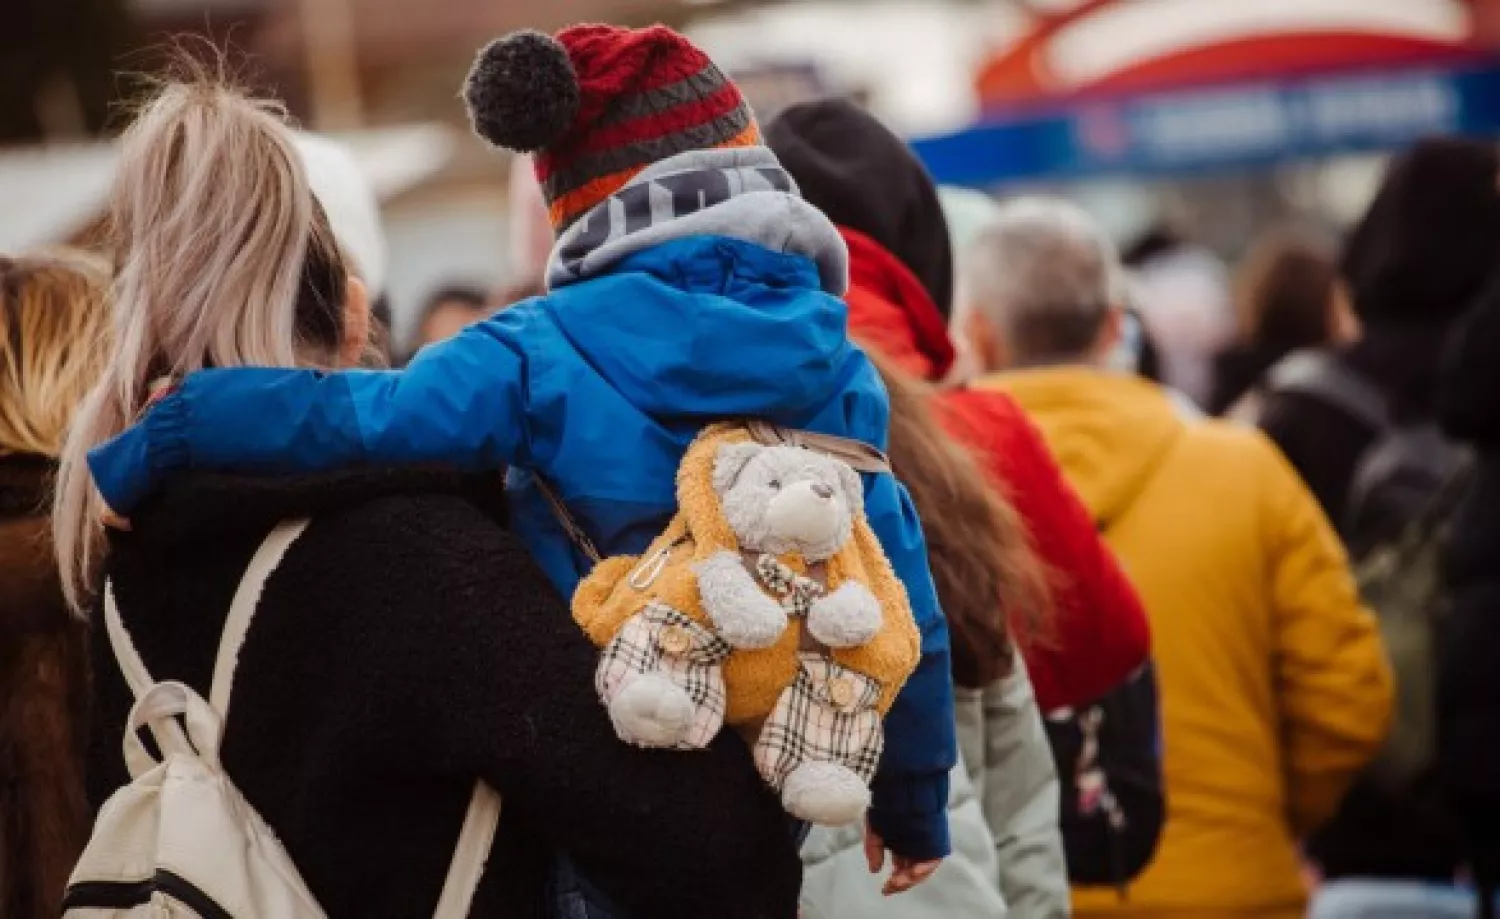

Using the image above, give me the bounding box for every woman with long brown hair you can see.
[768,98,1150,718]
[0,249,110,919]
[800,346,1068,918]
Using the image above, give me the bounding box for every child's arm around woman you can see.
[91,305,545,514]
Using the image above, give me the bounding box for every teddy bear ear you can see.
[835,461,865,517]
[712,442,763,494]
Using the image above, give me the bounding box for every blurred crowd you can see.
[3,20,1500,919]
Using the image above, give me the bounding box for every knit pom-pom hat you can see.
[463,24,761,232]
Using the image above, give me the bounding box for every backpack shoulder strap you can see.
[743,420,891,474]
[535,475,601,565]
[102,519,310,711]
[104,581,153,699]
[537,422,891,566]
[209,519,311,718]
[202,515,502,919]
[1266,350,1389,432]
[434,783,503,919]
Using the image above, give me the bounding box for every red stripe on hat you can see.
[549,84,749,165]
[560,24,713,120]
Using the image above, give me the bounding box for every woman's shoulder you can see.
[252,485,572,717]
[935,386,1029,454]
[130,469,550,618]
[936,386,1070,498]
[296,486,545,599]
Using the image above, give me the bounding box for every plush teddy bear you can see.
[695,437,887,652]
[572,423,921,826]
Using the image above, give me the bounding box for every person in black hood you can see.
[766,96,954,318]
[1259,137,1500,529]
[1267,137,1500,900]
[1436,270,1500,912]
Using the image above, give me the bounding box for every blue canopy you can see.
[913,59,1500,187]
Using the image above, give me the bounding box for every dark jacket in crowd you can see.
[1210,342,1291,417]
[0,455,90,919]
[1264,137,1500,882]
[1438,274,1500,888]
[1259,323,1454,528]
[1262,137,1500,529]
[89,468,801,919]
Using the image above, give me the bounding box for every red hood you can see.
[840,226,956,381]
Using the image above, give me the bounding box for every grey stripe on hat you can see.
[546,147,849,297]
[544,105,755,205]
[596,64,731,128]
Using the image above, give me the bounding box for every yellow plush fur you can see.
[573,424,922,724]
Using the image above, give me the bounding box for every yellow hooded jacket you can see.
[573,423,921,724]
[979,367,1393,918]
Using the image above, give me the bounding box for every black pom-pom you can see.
[464,30,579,153]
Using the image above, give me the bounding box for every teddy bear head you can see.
[711,442,864,562]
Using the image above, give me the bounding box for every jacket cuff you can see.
[87,390,191,513]
[868,769,951,861]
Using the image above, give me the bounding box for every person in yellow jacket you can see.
[956,197,1394,918]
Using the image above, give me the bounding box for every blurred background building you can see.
[4,0,1500,342]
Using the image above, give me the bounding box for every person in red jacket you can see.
[767,98,1149,712]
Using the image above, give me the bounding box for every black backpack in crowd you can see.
[1045,662,1166,894]
[1266,350,1471,794]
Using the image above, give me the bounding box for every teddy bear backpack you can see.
[553,421,922,827]
[64,520,502,918]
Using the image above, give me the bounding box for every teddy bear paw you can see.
[807,581,883,649]
[608,672,695,749]
[694,551,789,649]
[782,760,871,826]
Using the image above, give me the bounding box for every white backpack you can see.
[65,519,503,918]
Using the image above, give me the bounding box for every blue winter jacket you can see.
[90,235,955,858]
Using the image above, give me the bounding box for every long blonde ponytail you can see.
[54,72,347,613]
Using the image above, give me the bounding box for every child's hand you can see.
[863,822,941,896]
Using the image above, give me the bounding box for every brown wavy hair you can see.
[864,344,1053,688]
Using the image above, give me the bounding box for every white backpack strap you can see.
[103,580,154,698]
[209,519,311,718]
[433,782,503,919]
[199,514,501,916]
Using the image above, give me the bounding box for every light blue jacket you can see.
[89,234,956,858]
[801,654,1069,918]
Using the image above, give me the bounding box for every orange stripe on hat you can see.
[546,124,764,230]
[546,165,647,231]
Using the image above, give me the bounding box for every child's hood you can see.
[539,235,860,422]
[533,145,860,422]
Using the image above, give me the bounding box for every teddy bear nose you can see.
[811,482,834,500]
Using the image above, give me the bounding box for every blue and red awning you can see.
[915,0,1500,185]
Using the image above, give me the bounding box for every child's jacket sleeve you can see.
[89,308,544,514]
[863,473,956,861]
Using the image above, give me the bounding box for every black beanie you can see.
[1341,136,1500,326]
[767,98,954,317]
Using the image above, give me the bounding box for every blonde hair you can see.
[864,343,1054,687]
[54,72,348,612]
[0,250,112,459]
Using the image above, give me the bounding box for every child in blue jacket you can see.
[90,24,955,889]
